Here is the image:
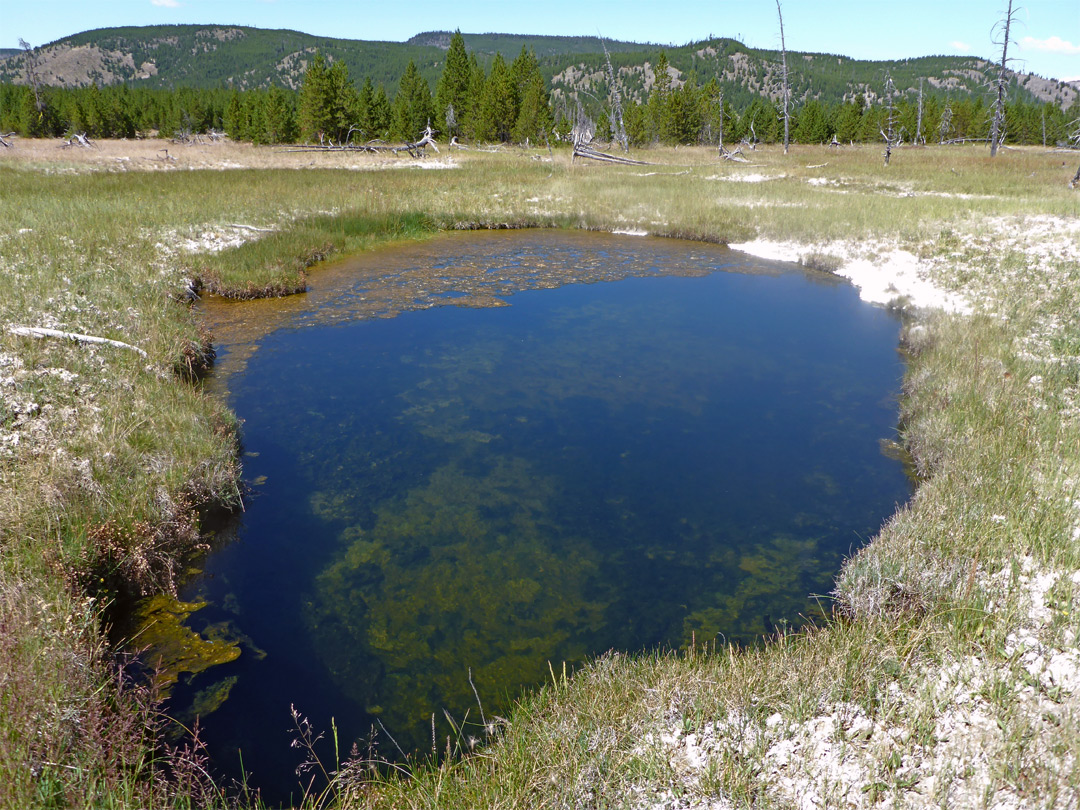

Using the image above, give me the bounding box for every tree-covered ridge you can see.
[409,31,651,58]
[0,25,448,94]
[547,38,1076,112]
[2,24,1076,111]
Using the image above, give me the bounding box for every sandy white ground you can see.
[729,238,972,314]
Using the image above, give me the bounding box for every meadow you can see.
[1,137,1078,808]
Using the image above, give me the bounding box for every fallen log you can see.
[8,326,148,357]
[572,145,650,165]
[285,126,440,158]
[59,132,95,149]
[720,145,750,163]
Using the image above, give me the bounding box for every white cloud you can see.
[950,40,972,53]
[151,0,182,7]
[1019,36,1080,55]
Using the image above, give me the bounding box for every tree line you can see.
[2,30,1076,149]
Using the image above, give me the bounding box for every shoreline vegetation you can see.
[1,139,1079,808]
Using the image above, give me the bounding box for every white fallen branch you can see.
[226,223,275,233]
[8,326,148,357]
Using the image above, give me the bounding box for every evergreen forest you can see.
[2,30,1076,149]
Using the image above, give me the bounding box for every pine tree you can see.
[463,53,487,139]
[669,76,701,144]
[298,51,333,142]
[512,71,553,144]
[508,47,552,144]
[646,52,673,143]
[391,60,433,141]
[435,30,471,138]
[508,46,540,126]
[474,53,514,142]
[326,60,360,142]
[262,85,296,144]
[370,85,392,139]
[794,99,829,143]
[834,96,863,143]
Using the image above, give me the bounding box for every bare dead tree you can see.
[915,78,925,146]
[939,98,954,144]
[19,39,46,117]
[881,72,900,167]
[1070,117,1080,188]
[710,87,727,155]
[989,0,1018,157]
[445,103,457,141]
[599,34,629,153]
[742,115,759,151]
[570,100,596,151]
[568,98,649,164]
[775,0,791,155]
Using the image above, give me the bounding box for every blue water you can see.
[179,232,910,803]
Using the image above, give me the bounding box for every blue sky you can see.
[2,0,1078,82]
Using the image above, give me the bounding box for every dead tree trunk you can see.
[939,99,954,144]
[18,39,46,120]
[716,89,725,155]
[881,73,900,167]
[915,78,925,146]
[776,0,791,155]
[1071,119,1080,188]
[599,35,629,153]
[989,0,1016,158]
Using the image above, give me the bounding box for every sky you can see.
[1,0,1078,82]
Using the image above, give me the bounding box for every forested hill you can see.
[1,24,1076,109]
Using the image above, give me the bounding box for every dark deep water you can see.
[177,231,911,803]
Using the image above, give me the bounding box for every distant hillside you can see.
[1,25,1076,109]
[408,30,650,57]
[0,26,446,93]
[547,38,1080,110]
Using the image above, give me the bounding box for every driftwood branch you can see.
[0,132,14,148]
[8,326,148,357]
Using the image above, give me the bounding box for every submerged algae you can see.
[307,458,608,750]
[130,594,241,691]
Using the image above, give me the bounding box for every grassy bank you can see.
[1,139,1078,807]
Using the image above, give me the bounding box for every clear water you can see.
[179,231,910,802]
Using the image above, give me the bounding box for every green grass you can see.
[1,142,1078,807]
[197,211,441,297]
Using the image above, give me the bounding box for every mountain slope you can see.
[1,25,1076,109]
